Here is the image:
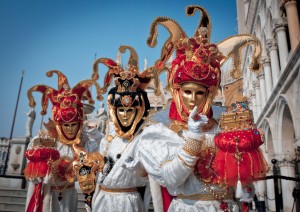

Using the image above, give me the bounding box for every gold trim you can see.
[99,186,137,193]
[177,155,194,169]
[51,183,75,191]
[177,192,234,201]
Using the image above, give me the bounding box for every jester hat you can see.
[146,5,262,123]
[27,70,102,145]
[91,45,167,140]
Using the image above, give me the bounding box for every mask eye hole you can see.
[184,90,191,95]
[196,91,205,95]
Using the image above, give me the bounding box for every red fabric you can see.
[23,148,60,179]
[241,202,250,212]
[213,128,267,186]
[213,149,267,186]
[195,148,219,184]
[170,38,221,88]
[52,87,84,123]
[161,186,174,212]
[56,158,73,180]
[25,148,60,161]
[26,182,43,212]
[214,129,263,152]
[23,161,49,179]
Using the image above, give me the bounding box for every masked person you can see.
[123,5,264,212]
[23,70,102,212]
[91,45,158,212]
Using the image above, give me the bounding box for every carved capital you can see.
[274,151,298,165]
[266,39,278,51]
[249,90,256,98]
[258,73,265,80]
[261,56,271,66]
[252,80,260,89]
[273,18,287,32]
[281,0,297,8]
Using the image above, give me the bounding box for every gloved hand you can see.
[185,106,208,140]
[188,106,208,133]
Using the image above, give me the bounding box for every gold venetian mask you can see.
[77,165,95,194]
[61,122,80,140]
[179,82,207,113]
[116,107,137,127]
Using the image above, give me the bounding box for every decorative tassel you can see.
[235,179,244,198]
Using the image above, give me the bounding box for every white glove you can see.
[186,106,208,139]
[188,106,209,133]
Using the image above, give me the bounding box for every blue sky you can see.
[0,0,237,138]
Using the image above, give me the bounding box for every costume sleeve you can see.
[137,124,199,188]
[82,127,104,153]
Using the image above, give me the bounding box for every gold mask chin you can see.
[116,107,137,127]
[55,122,82,145]
[179,82,208,113]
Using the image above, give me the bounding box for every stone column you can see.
[249,90,257,121]
[276,153,297,212]
[261,56,273,99]
[255,179,266,201]
[253,80,261,115]
[282,0,300,51]
[266,170,276,212]
[273,17,289,70]
[267,39,280,86]
[257,73,267,108]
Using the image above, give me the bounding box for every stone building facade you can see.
[236,0,300,211]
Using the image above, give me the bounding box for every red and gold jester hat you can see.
[91,45,164,140]
[146,5,262,125]
[27,70,102,145]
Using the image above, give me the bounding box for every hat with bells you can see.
[27,70,102,145]
[92,45,163,141]
[146,5,262,124]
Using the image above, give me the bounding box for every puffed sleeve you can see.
[137,123,199,188]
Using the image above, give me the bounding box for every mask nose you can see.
[190,92,197,103]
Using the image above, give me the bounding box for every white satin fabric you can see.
[136,123,239,212]
[92,122,149,212]
[26,136,78,212]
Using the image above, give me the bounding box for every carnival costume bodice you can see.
[97,123,148,188]
[93,122,149,212]
[137,123,239,212]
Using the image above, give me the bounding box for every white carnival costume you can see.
[91,45,161,212]
[124,5,265,212]
[24,70,102,212]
